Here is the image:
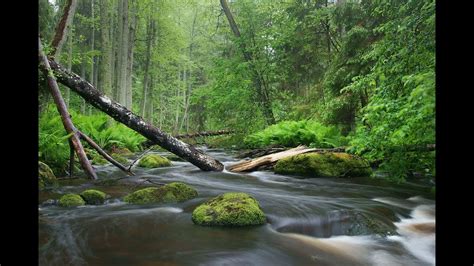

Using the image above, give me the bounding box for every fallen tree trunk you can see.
[39,38,97,180]
[174,129,234,139]
[237,146,347,159]
[45,59,224,172]
[227,145,317,172]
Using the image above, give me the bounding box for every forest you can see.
[38,0,435,265]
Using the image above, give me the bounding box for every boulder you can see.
[274,152,372,178]
[124,182,197,204]
[58,193,85,207]
[192,192,266,226]
[39,161,57,189]
[80,189,107,205]
[138,154,172,168]
[111,153,128,164]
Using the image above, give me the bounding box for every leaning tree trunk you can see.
[45,59,224,172]
[50,0,77,59]
[39,38,98,180]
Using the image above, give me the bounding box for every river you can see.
[39,148,435,265]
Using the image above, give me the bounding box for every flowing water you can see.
[39,148,435,265]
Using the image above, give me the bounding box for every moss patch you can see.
[166,154,186,162]
[138,154,172,168]
[39,161,57,189]
[192,192,266,226]
[274,152,372,178]
[123,182,197,204]
[111,153,129,164]
[58,193,85,207]
[80,189,107,205]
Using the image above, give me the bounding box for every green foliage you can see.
[191,192,266,226]
[347,0,435,181]
[244,120,347,148]
[39,105,145,175]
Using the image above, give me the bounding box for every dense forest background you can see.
[39,0,435,182]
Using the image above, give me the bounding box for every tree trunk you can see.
[140,18,155,118]
[99,0,113,97]
[39,38,97,179]
[227,146,317,172]
[46,59,224,172]
[118,0,129,107]
[219,0,275,125]
[65,25,73,108]
[125,0,136,110]
[50,0,77,60]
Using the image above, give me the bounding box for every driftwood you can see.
[45,58,224,171]
[227,146,318,172]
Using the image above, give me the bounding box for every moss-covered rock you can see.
[138,154,172,168]
[111,153,128,164]
[80,189,107,205]
[274,152,372,178]
[166,154,186,162]
[111,146,134,157]
[123,182,197,204]
[58,193,85,207]
[91,156,108,165]
[192,192,266,226]
[39,161,57,189]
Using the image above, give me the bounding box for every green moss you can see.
[111,147,133,157]
[274,152,372,178]
[166,154,186,162]
[138,154,172,168]
[192,192,266,226]
[164,182,198,202]
[39,161,57,189]
[123,182,197,204]
[111,153,129,164]
[58,193,85,207]
[91,156,108,165]
[80,189,107,205]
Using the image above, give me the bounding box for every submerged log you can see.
[44,59,224,171]
[227,145,318,172]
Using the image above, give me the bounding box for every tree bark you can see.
[65,25,73,108]
[50,0,77,60]
[125,0,136,110]
[46,59,224,172]
[118,0,129,107]
[227,146,317,172]
[140,18,154,118]
[99,0,111,93]
[39,38,97,179]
